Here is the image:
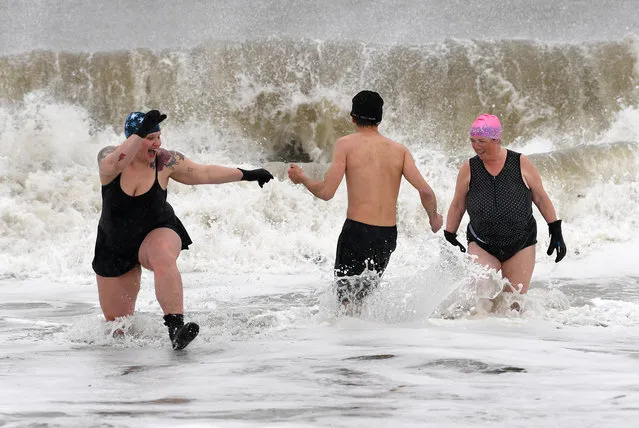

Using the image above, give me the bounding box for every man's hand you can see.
[429,213,443,233]
[288,164,306,184]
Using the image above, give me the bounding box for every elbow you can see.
[419,187,436,202]
[446,197,465,218]
[317,186,336,201]
[532,194,547,209]
[318,191,334,201]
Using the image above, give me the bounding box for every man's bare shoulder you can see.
[378,137,408,157]
[388,139,407,150]
[336,134,357,145]
[372,133,405,150]
[341,132,405,147]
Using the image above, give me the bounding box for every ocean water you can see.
[1,1,639,426]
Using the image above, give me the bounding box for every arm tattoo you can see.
[97,146,116,164]
[158,149,185,171]
[118,153,126,162]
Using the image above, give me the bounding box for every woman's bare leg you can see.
[137,228,183,315]
[500,245,536,294]
[96,265,142,321]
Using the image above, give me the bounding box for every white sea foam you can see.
[1,95,638,282]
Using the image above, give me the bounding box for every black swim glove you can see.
[238,168,274,188]
[136,110,167,137]
[547,220,567,263]
[444,230,466,253]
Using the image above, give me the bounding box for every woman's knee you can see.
[144,248,178,271]
[97,276,140,320]
[140,242,178,268]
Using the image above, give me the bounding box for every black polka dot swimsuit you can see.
[465,150,537,262]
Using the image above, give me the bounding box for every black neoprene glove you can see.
[444,230,466,253]
[136,110,167,137]
[547,220,567,263]
[238,168,274,188]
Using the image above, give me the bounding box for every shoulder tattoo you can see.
[158,149,185,171]
[97,146,116,164]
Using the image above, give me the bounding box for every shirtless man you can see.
[288,91,443,305]
[93,110,273,349]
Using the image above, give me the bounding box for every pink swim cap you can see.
[470,114,502,139]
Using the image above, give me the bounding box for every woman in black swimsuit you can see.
[444,114,566,298]
[93,110,273,349]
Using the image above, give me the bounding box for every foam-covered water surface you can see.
[2,270,639,427]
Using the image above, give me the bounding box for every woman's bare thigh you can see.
[501,245,536,293]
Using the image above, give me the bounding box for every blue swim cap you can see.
[124,111,160,137]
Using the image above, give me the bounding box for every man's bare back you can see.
[340,129,406,226]
[288,125,442,231]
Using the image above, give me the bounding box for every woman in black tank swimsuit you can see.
[443,114,566,300]
[92,110,274,349]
